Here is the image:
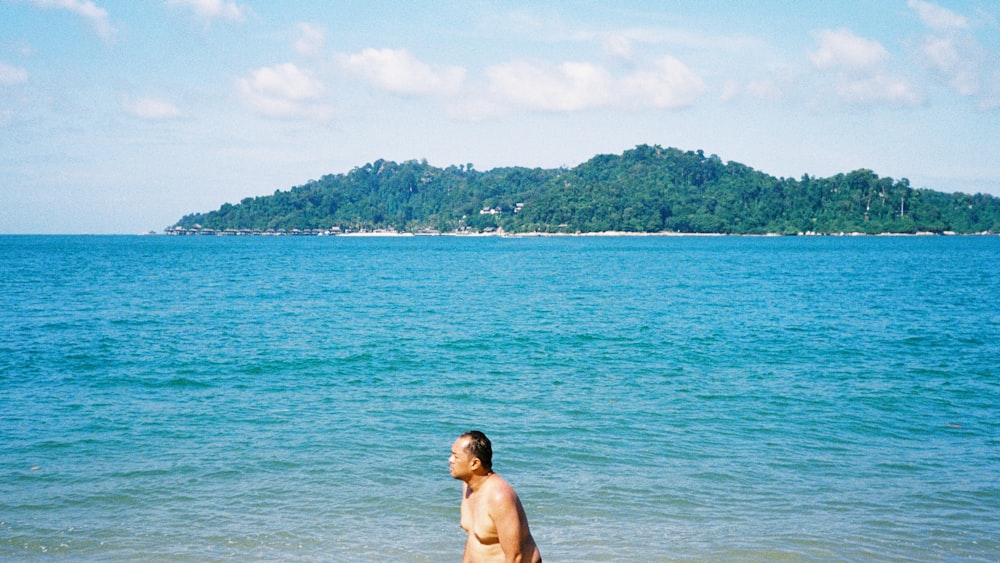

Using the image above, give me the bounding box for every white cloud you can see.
[619,55,707,109]
[719,79,741,102]
[121,96,183,119]
[745,79,784,101]
[836,74,922,106]
[907,2,998,109]
[920,36,979,95]
[809,28,921,107]
[719,77,785,103]
[167,0,245,22]
[484,56,705,113]
[486,60,613,112]
[293,23,325,57]
[908,0,968,30]
[28,0,115,40]
[0,62,29,86]
[809,29,889,71]
[242,63,322,101]
[337,48,466,97]
[601,34,635,60]
[237,63,332,119]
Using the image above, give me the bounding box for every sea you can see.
[1,234,997,562]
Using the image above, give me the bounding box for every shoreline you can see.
[160,229,995,237]
[3,230,993,237]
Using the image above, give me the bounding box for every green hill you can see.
[170,145,1000,235]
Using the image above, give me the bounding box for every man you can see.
[449,431,542,563]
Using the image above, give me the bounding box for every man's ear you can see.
[469,457,482,471]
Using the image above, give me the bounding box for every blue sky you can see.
[1,0,998,233]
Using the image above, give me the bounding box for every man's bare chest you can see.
[461,491,499,542]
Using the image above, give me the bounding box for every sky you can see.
[1,0,999,234]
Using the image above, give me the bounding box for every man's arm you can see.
[491,487,528,563]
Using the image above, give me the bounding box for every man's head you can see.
[449,430,493,480]
[460,430,493,472]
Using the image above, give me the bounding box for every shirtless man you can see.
[449,431,542,563]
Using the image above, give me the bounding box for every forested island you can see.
[170,145,1000,235]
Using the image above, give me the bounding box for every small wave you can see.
[156,377,213,389]
[439,339,491,351]
[340,352,374,363]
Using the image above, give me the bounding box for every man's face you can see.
[449,437,475,480]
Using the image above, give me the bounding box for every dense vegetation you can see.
[172,145,1000,235]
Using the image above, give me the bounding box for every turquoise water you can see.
[1,235,998,561]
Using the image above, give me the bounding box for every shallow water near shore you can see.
[2,235,998,561]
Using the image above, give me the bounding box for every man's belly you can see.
[464,533,504,563]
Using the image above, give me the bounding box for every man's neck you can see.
[465,471,493,493]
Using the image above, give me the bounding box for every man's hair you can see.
[460,430,493,472]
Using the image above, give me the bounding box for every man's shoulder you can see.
[486,474,519,503]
